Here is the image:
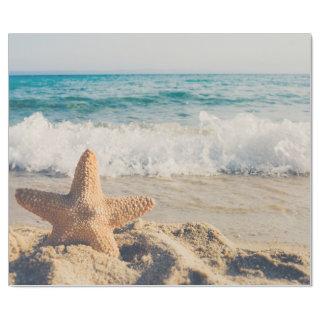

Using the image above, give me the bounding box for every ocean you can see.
[9,74,311,245]
[9,74,311,177]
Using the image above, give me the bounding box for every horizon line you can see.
[9,71,310,76]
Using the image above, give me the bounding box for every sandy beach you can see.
[9,220,310,285]
[9,172,310,285]
[8,73,311,285]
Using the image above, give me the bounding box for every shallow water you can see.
[9,172,310,247]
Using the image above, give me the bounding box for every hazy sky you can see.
[9,34,311,74]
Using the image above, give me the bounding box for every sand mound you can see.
[9,221,310,285]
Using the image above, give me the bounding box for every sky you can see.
[9,34,311,74]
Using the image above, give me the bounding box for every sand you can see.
[9,219,310,286]
[9,173,311,247]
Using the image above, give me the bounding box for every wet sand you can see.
[10,172,311,246]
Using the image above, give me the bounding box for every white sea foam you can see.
[9,112,310,177]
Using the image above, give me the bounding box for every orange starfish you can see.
[15,149,155,256]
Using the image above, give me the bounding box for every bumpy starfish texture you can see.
[15,149,155,256]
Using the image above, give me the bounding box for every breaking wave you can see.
[9,112,310,177]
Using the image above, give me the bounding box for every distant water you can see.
[9,74,311,177]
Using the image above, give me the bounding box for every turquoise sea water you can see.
[9,74,310,125]
[9,74,311,177]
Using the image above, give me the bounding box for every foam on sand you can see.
[9,220,310,285]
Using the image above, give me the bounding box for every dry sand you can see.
[9,219,310,286]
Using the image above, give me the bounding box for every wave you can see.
[9,112,310,177]
[9,93,259,111]
[10,95,160,110]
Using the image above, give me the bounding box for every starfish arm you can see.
[105,196,155,228]
[46,225,70,245]
[86,227,120,256]
[15,188,69,224]
[69,149,103,199]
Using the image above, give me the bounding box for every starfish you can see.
[15,149,155,256]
